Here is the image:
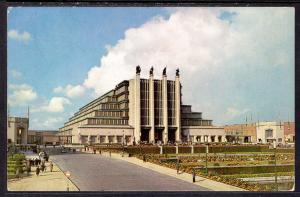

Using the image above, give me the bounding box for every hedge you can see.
[178,146,191,153]
[163,146,176,154]
[193,164,294,175]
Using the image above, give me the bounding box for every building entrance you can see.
[168,128,176,144]
[141,128,150,143]
[155,128,163,143]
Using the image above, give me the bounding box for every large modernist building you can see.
[58,67,225,145]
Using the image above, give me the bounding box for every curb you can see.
[51,160,80,191]
[100,151,246,191]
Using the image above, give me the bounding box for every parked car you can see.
[61,149,67,153]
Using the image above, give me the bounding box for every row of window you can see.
[181,119,212,126]
[81,135,131,143]
[95,111,128,118]
[88,118,128,125]
[101,103,119,110]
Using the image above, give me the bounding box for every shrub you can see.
[163,146,176,154]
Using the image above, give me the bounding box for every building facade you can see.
[284,122,295,143]
[225,121,294,145]
[27,130,59,145]
[59,67,226,145]
[224,123,257,143]
[7,117,29,145]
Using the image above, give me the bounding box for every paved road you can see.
[51,153,210,191]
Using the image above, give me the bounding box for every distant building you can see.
[284,122,295,143]
[225,121,294,144]
[59,67,225,145]
[7,117,29,144]
[27,130,59,145]
[224,123,257,143]
[256,121,285,144]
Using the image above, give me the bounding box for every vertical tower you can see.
[162,67,168,144]
[175,69,181,142]
[149,67,155,143]
[134,66,141,143]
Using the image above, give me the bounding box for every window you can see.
[265,129,273,138]
[278,138,282,142]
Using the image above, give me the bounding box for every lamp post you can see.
[273,141,278,191]
[206,144,209,175]
[65,171,71,191]
[122,130,125,157]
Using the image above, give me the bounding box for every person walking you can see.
[49,161,53,172]
[41,161,45,172]
[36,165,40,176]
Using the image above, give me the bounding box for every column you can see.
[114,135,117,143]
[199,135,202,143]
[193,136,197,143]
[134,69,141,144]
[221,135,225,143]
[208,135,212,142]
[149,69,155,143]
[162,68,168,144]
[105,135,109,143]
[88,135,91,144]
[175,70,181,142]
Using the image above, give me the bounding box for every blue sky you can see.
[7,7,294,130]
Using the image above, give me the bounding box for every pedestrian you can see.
[36,166,40,176]
[41,161,45,172]
[49,161,53,172]
[93,149,96,154]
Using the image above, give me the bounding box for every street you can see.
[51,153,210,191]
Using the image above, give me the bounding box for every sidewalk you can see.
[7,161,79,191]
[94,151,246,191]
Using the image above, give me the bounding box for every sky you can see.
[7,7,295,130]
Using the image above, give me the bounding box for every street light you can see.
[122,130,125,157]
[206,144,209,175]
[65,171,71,191]
[273,141,278,191]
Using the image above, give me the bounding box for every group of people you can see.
[35,160,53,176]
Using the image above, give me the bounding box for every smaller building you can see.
[224,123,257,143]
[256,121,285,144]
[284,122,295,143]
[27,130,59,145]
[7,117,29,144]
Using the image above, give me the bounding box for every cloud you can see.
[53,84,85,98]
[9,69,22,79]
[225,107,250,120]
[32,117,64,129]
[8,29,31,42]
[8,84,38,107]
[32,97,71,113]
